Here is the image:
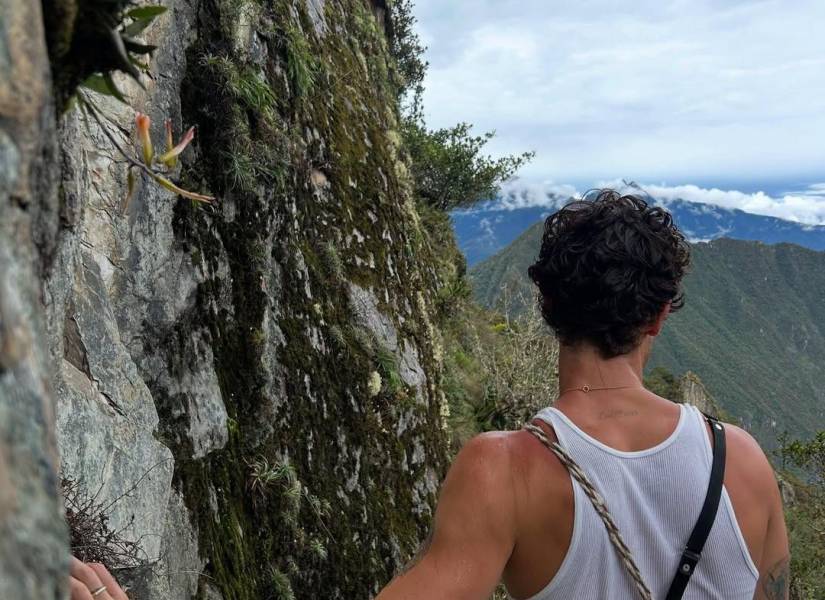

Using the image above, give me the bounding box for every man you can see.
[377,191,789,599]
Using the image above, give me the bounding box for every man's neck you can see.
[557,340,649,394]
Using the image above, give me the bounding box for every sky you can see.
[413,0,825,224]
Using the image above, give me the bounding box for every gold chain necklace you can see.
[559,383,644,396]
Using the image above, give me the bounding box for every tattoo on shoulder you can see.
[759,556,790,600]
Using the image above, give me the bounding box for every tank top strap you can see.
[532,406,575,450]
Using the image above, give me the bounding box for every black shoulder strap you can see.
[665,412,727,600]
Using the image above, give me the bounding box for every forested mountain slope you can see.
[471,225,825,444]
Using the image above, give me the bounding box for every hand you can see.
[69,556,129,600]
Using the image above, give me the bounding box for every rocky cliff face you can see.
[30,0,449,598]
[0,1,69,597]
[678,371,722,418]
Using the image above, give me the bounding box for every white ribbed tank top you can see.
[523,403,759,600]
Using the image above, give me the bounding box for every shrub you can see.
[403,118,534,211]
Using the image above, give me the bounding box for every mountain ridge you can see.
[453,189,825,265]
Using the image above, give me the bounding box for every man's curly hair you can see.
[527,189,691,358]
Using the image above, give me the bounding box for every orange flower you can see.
[158,123,195,167]
[135,112,154,164]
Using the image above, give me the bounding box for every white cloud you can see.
[604,181,825,225]
[484,179,825,225]
[414,0,825,184]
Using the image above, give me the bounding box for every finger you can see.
[88,563,129,600]
[70,578,94,600]
[69,558,106,597]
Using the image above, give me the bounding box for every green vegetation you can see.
[375,346,404,395]
[387,0,534,212]
[268,567,296,600]
[245,456,297,496]
[776,432,825,599]
[403,118,535,211]
[470,230,825,446]
[417,204,555,449]
[386,0,428,101]
[43,0,167,108]
[164,0,458,596]
[644,366,682,402]
[197,52,286,192]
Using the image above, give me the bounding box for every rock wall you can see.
[678,371,722,418]
[45,0,449,598]
[0,0,70,597]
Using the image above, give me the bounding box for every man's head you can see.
[528,189,691,359]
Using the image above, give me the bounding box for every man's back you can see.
[501,390,781,599]
[376,389,787,600]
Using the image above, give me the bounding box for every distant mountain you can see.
[469,232,825,445]
[452,188,825,266]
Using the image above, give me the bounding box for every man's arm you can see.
[376,432,517,600]
[754,498,790,600]
[733,425,791,600]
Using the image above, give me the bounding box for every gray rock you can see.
[0,0,69,597]
[122,488,203,599]
[30,1,450,598]
[776,472,797,507]
[348,282,399,352]
[679,371,722,418]
[305,0,328,35]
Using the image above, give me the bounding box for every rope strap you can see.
[523,423,654,600]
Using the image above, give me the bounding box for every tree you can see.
[386,0,428,101]
[403,116,534,211]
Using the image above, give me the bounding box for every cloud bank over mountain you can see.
[479,180,825,227]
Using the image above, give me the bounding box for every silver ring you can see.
[91,586,108,597]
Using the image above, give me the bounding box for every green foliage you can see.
[246,456,297,495]
[70,3,166,103]
[416,200,557,447]
[375,346,403,395]
[403,118,534,211]
[44,0,167,108]
[268,567,296,600]
[785,496,825,600]
[383,0,532,211]
[284,23,319,98]
[780,432,825,484]
[309,537,328,561]
[644,366,682,401]
[80,73,129,103]
[777,432,825,598]
[200,55,278,118]
[197,54,286,192]
[386,0,428,100]
[321,242,345,281]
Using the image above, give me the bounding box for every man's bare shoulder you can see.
[450,429,569,487]
[723,422,779,496]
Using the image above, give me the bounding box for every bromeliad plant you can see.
[77,93,215,209]
[129,111,214,205]
[69,3,215,209]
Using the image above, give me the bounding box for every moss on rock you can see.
[150,0,451,597]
